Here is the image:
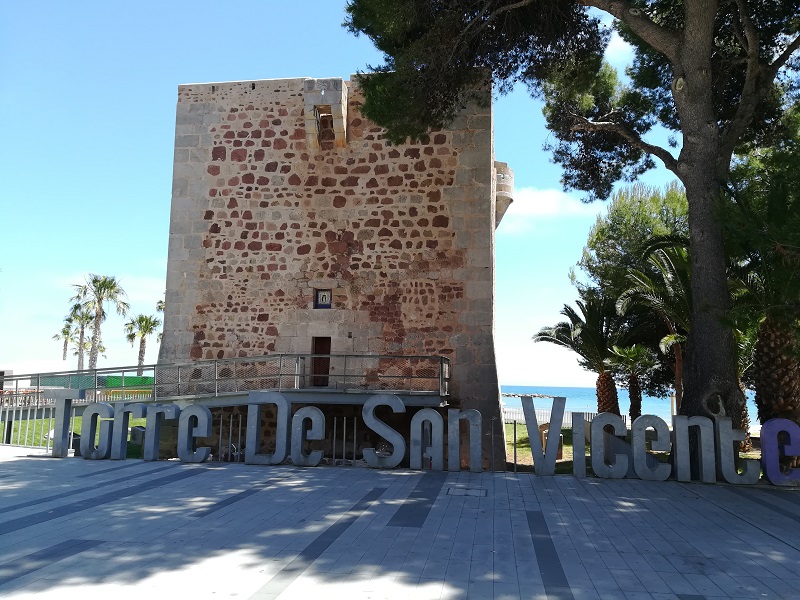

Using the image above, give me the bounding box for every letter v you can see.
[521,396,565,476]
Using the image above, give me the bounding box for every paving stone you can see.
[1,447,799,599]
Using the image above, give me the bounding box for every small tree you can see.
[156,298,165,343]
[577,183,688,397]
[66,303,94,371]
[72,275,129,370]
[124,314,162,376]
[617,244,691,412]
[534,292,624,415]
[577,182,688,298]
[73,337,106,363]
[610,345,656,422]
[53,318,75,361]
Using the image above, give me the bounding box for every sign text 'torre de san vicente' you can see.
[49,394,800,486]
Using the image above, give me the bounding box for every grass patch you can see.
[1,415,146,458]
[505,422,587,473]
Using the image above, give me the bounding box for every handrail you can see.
[1,353,450,402]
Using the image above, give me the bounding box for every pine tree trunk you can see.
[679,156,744,422]
[628,373,642,422]
[672,10,745,423]
[596,372,621,416]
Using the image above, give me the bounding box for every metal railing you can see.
[211,412,363,466]
[502,405,630,428]
[1,353,450,402]
[0,353,448,451]
[0,392,85,451]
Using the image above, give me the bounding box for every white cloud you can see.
[496,339,597,388]
[499,187,602,234]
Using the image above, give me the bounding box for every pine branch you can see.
[720,1,769,161]
[448,0,536,65]
[570,116,679,175]
[580,0,680,62]
[768,33,800,80]
[735,0,759,55]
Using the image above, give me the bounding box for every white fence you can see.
[502,406,630,428]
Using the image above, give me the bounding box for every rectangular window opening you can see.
[315,105,335,149]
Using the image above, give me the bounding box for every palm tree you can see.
[66,304,94,371]
[732,265,800,427]
[72,337,107,363]
[156,297,165,343]
[534,293,623,415]
[125,314,162,375]
[617,245,691,412]
[53,318,75,361]
[610,345,656,422]
[619,241,754,443]
[725,105,800,466]
[727,218,800,438]
[72,275,129,370]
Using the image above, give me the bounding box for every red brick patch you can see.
[212,146,226,161]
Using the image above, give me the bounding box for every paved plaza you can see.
[1,446,799,599]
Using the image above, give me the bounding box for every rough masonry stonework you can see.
[159,76,513,468]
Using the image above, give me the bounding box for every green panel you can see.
[105,375,154,387]
[35,375,99,388]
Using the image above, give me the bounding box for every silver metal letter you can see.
[290,406,325,467]
[410,408,444,470]
[672,415,716,483]
[81,402,114,460]
[591,413,628,478]
[521,396,565,476]
[362,394,406,468]
[714,417,759,485]
[177,405,212,463]
[143,404,180,461]
[51,397,73,458]
[246,391,291,465]
[761,418,800,486]
[632,415,671,481]
[110,403,147,460]
[572,411,586,477]
[447,409,482,472]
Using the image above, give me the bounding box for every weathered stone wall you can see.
[160,76,506,468]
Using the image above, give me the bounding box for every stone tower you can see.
[159,76,512,468]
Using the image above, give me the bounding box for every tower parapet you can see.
[495,161,513,227]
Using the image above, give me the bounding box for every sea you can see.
[500,385,760,424]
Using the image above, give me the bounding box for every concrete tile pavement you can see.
[1,446,799,599]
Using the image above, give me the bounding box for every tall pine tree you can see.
[345,0,800,422]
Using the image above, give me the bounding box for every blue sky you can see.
[0,1,675,386]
